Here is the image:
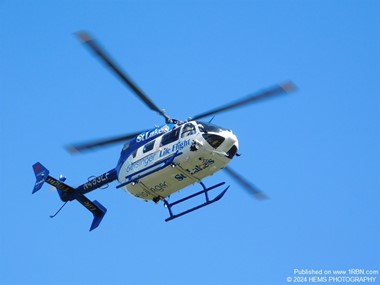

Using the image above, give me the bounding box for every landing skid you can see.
[163,182,229,222]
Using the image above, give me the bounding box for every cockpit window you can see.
[226,145,237,159]
[143,141,155,153]
[160,128,180,146]
[181,123,196,138]
[197,122,226,133]
[202,134,225,149]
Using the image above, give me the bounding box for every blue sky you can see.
[1,1,379,285]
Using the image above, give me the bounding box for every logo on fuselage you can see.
[136,125,170,143]
[159,139,190,157]
[125,153,157,173]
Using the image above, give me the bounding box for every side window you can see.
[181,123,196,138]
[143,141,155,153]
[131,150,137,158]
[160,128,180,146]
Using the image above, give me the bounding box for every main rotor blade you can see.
[66,130,144,154]
[224,166,268,200]
[192,81,297,121]
[76,31,171,122]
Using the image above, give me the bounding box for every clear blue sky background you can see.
[1,1,379,285]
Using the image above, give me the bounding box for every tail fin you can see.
[76,196,107,231]
[32,162,108,231]
[32,162,50,194]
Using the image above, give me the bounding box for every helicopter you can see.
[32,32,296,231]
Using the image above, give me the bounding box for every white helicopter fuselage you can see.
[117,121,239,201]
[32,32,294,230]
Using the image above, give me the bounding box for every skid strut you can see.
[163,182,229,222]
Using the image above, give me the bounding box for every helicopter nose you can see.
[201,127,239,157]
[220,131,239,158]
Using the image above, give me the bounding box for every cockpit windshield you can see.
[197,121,226,133]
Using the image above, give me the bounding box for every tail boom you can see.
[32,162,116,231]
